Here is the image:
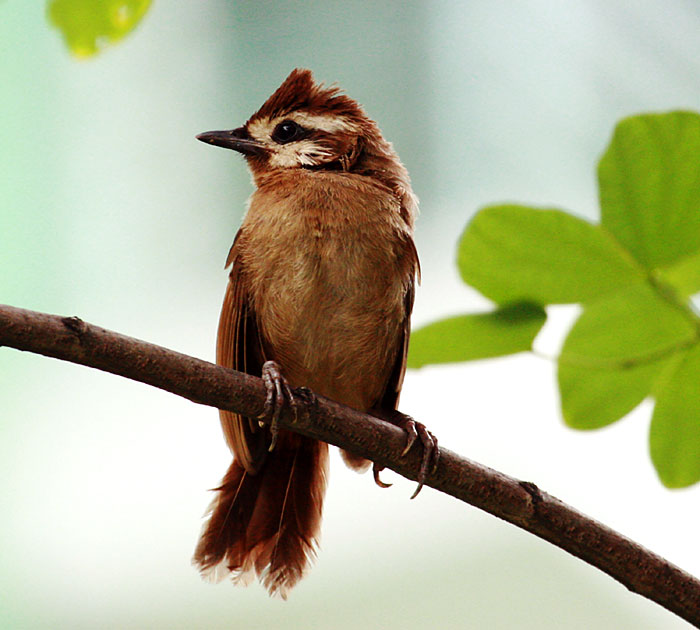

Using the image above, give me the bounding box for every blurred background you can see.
[2,1,700,628]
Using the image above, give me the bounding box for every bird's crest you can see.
[249,68,366,123]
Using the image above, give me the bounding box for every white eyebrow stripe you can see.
[287,112,358,133]
[247,113,358,142]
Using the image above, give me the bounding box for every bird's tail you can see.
[193,435,328,598]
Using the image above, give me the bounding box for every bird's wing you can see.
[377,236,420,412]
[216,230,269,474]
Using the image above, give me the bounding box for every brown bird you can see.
[193,68,437,598]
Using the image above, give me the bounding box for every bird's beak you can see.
[196,127,266,156]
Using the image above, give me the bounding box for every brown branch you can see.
[1,303,699,627]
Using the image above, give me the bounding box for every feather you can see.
[195,229,329,597]
[250,68,367,126]
[194,435,328,599]
[216,230,268,473]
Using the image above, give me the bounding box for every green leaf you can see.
[558,282,696,429]
[407,303,546,368]
[458,205,641,306]
[599,111,700,270]
[650,342,700,487]
[658,249,700,297]
[48,0,152,58]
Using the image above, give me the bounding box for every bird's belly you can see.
[254,237,406,411]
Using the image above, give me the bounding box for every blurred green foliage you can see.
[599,112,700,271]
[408,303,546,368]
[458,205,642,305]
[47,0,151,57]
[650,343,700,487]
[558,282,694,431]
[409,111,700,488]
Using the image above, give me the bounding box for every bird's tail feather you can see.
[193,435,328,599]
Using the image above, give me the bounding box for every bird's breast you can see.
[239,172,415,410]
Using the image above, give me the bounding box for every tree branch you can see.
[1,303,699,627]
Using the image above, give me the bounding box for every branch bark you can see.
[1,303,699,627]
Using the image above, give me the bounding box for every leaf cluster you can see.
[409,112,700,488]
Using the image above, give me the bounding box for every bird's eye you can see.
[272,120,304,144]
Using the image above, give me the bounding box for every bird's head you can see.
[198,68,373,175]
[198,69,410,188]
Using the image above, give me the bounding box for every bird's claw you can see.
[409,424,439,499]
[392,413,439,499]
[399,418,418,457]
[373,463,392,489]
[260,360,297,451]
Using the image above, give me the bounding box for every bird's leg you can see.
[259,360,297,451]
[372,409,439,499]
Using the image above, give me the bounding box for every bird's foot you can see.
[379,411,439,499]
[259,360,297,451]
[294,386,317,417]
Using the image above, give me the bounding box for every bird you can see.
[193,68,437,598]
